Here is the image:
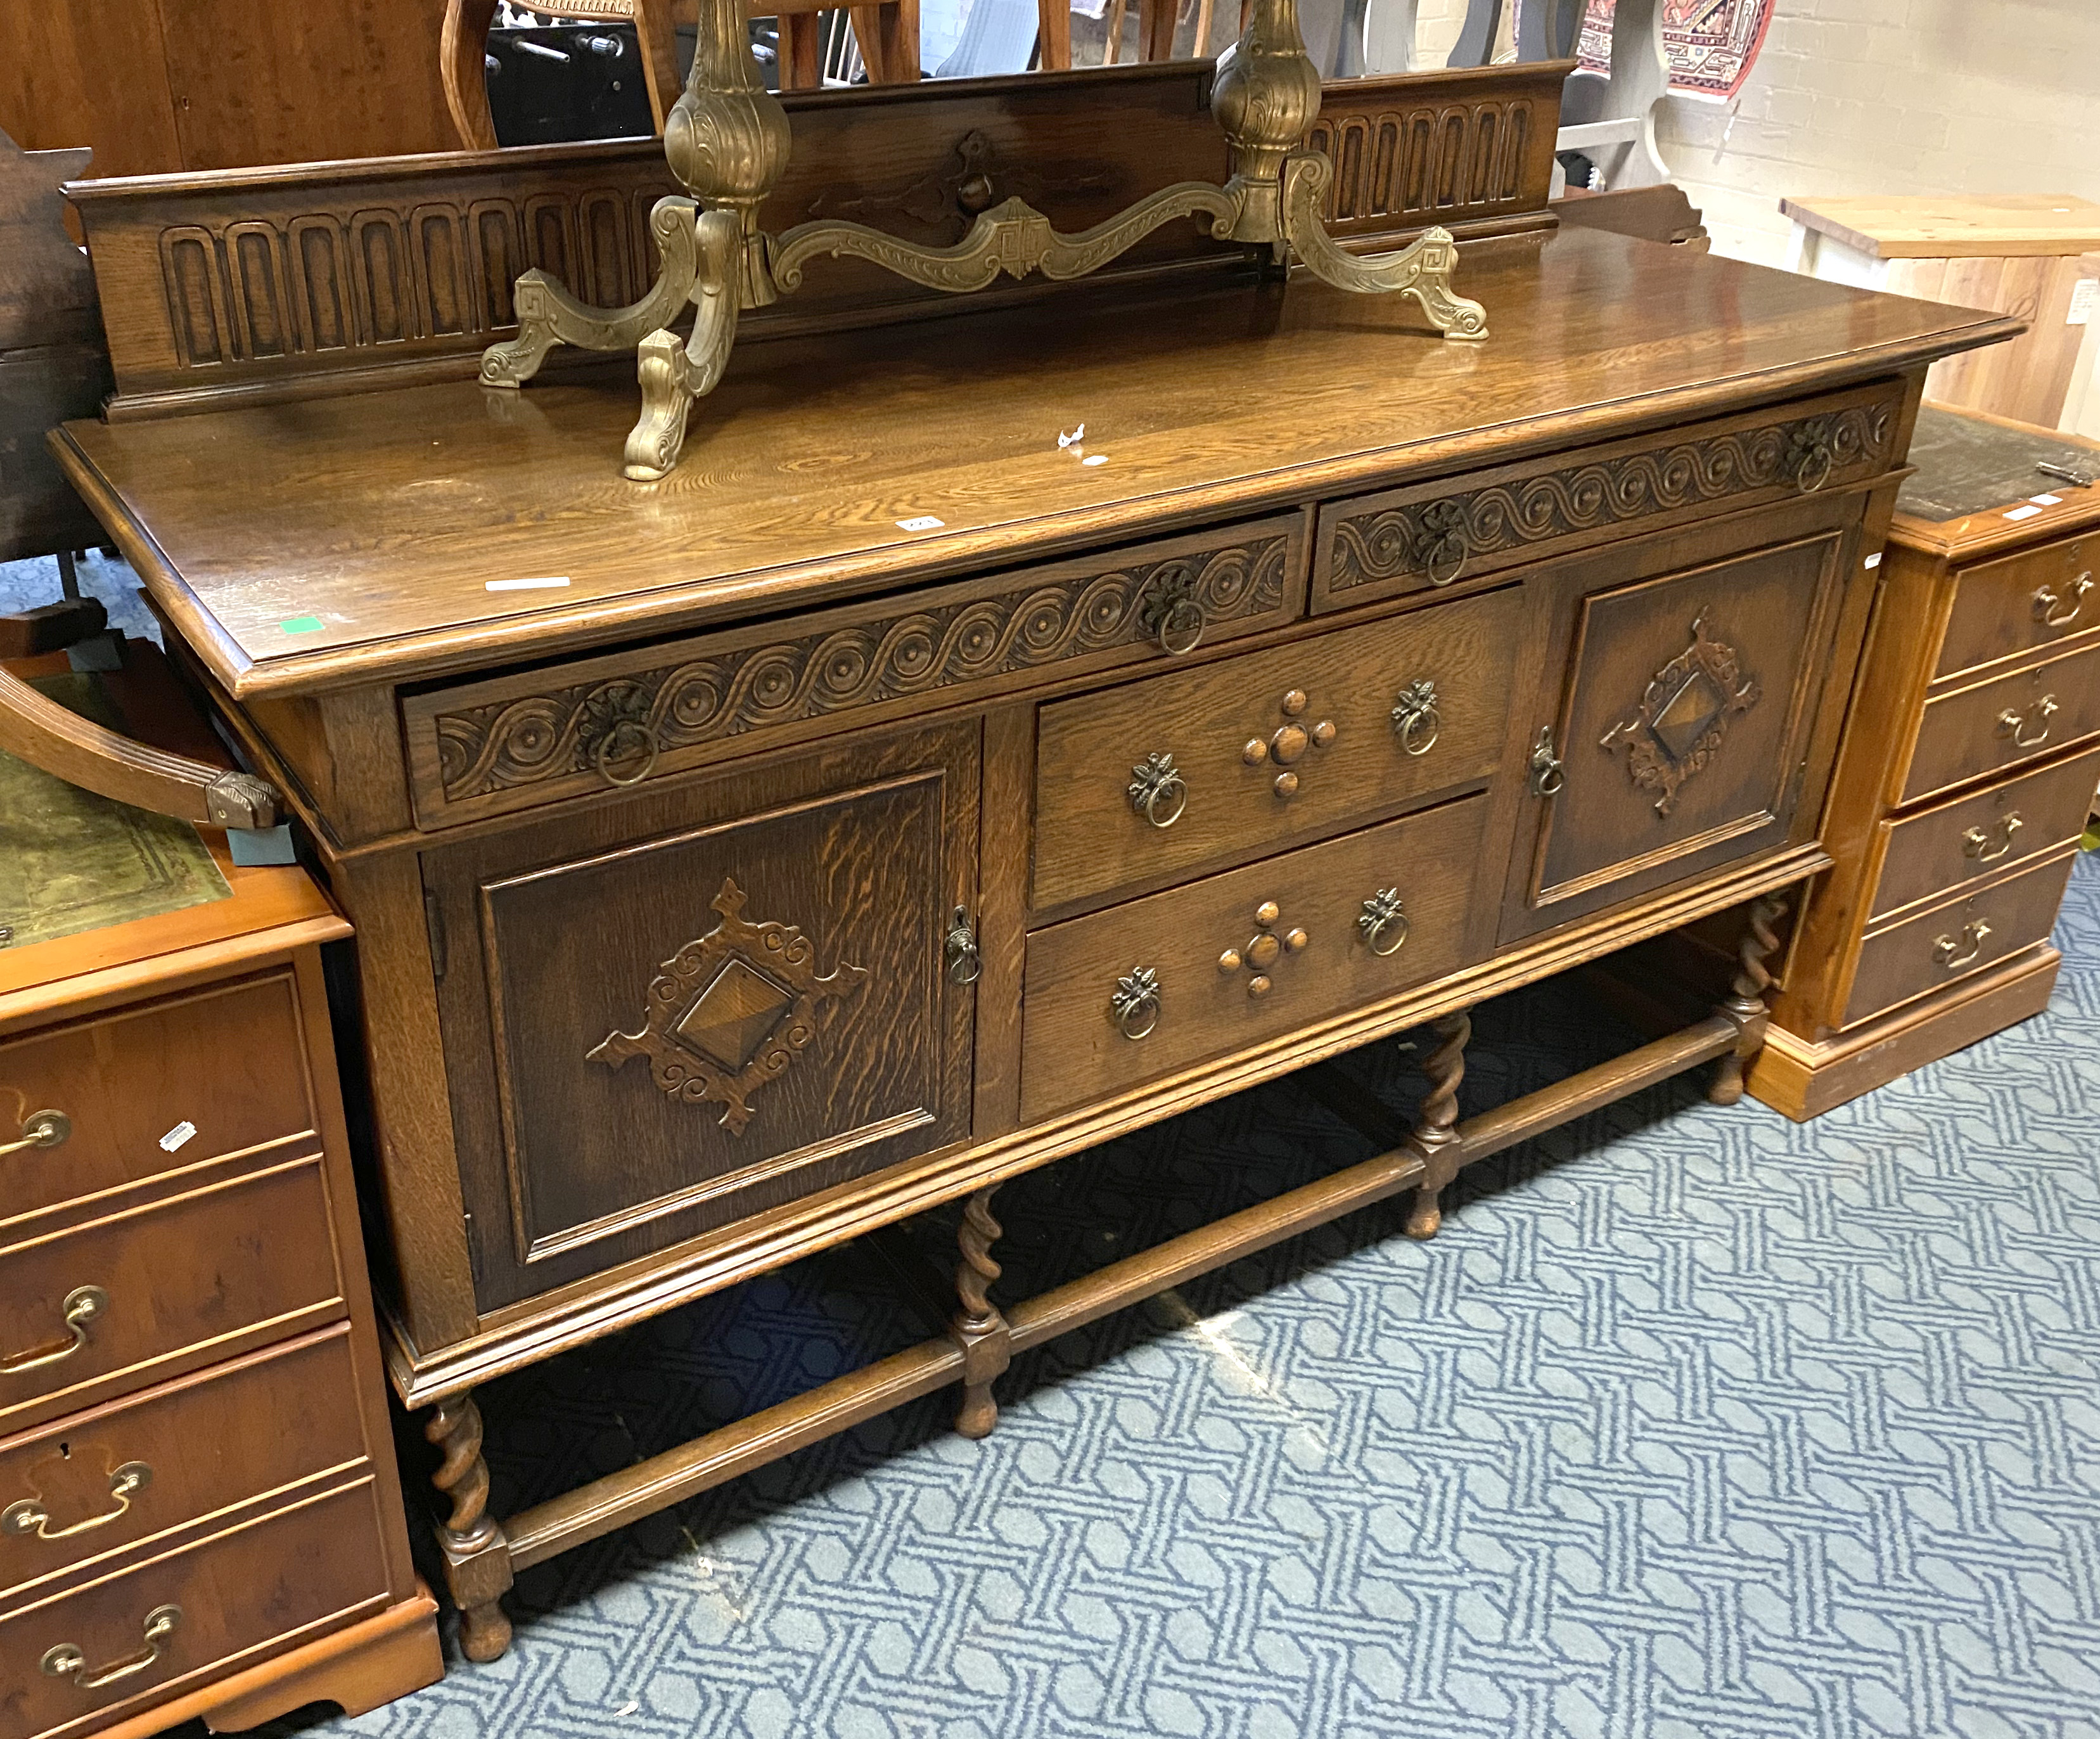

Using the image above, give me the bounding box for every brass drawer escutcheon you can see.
[1127,752,1188,828]
[1389,680,1440,756]
[1932,920,1990,971]
[1,1109,70,1158]
[1995,695,2058,750]
[2032,573,2092,629]
[1,1286,108,1376]
[1239,688,1336,800]
[1216,900,1309,998]
[1528,726,1565,797]
[1110,967,1162,1041]
[4,1461,151,1543]
[1357,889,1409,956]
[944,906,982,985]
[42,1604,181,1691]
[1961,814,2023,864]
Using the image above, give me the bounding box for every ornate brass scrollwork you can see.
[2033,574,2092,629]
[1599,614,1760,818]
[42,1605,181,1690]
[1110,966,1162,1041]
[945,906,982,985]
[1390,680,1440,757]
[1996,695,2058,750]
[1933,919,1990,970]
[1962,814,2023,863]
[1414,499,1468,587]
[1527,726,1565,797]
[0,1109,68,1158]
[1241,688,1335,799]
[1217,899,1308,999]
[1128,751,1189,828]
[4,1463,151,1542]
[1357,889,1409,957]
[0,1286,108,1376]
[1138,569,1207,657]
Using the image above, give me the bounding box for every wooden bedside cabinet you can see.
[0,641,440,1738]
[1755,407,2100,1119]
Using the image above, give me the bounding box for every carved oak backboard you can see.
[424,722,978,1312]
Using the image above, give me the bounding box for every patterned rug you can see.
[1577,0,1779,101]
[206,852,2098,1739]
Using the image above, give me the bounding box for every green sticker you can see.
[279,615,326,636]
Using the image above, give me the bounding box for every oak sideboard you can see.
[42,64,2016,1660]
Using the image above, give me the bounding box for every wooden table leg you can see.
[1402,1010,1471,1240]
[1709,891,1788,1105]
[425,1395,516,1662]
[949,1186,1011,1439]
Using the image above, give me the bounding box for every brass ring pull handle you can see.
[1787,425,1836,494]
[1527,726,1565,797]
[1139,574,1207,657]
[1995,695,2058,750]
[1962,813,2023,864]
[42,1605,181,1690]
[1,1109,70,1158]
[1390,680,1440,756]
[1127,752,1188,828]
[1358,889,1409,957]
[1414,500,1468,587]
[1110,967,1162,1041]
[2033,573,2092,629]
[944,906,982,985]
[592,717,661,787]
[4,1463,151,1543]
[0,1287,108,1377]
[1933,920,1991,971]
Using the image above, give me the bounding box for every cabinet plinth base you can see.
[1753,944,2061,1120]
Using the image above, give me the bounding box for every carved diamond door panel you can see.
[423,724,977,1312]
[1501,496,1868,941]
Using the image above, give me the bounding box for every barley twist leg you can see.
[1710,892,1788,1107]
[425,1396,515,1662]
[1404,1010,1471,1240]
[951,1186,1012,1439]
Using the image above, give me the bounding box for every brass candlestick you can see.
[480,0,1489,480]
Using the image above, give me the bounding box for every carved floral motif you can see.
[1599,613,1760,818]
[434,537,1289,801]
[588,878,868,1134]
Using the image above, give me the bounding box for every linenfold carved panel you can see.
[432,534,1291,804]
[1305,99,1537,230]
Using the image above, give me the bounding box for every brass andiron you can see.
[480,0,1489,479]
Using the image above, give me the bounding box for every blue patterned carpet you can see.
[206,855,2100,1738]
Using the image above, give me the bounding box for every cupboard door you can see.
[424,724,978,1312]
[1502,499,1866,940]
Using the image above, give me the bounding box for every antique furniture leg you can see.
[425,1396,516,1662]
[1710,892,1787,1106]
[950,1186,1012,1439]
[1402,1010,1471,1240]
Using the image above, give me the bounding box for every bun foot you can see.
[956,1382,999,1439]
[1403,1189,1443,1240]
[458,1600,513,1663]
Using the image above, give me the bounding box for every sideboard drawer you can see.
[1902,639,2100,804]
[1844,847,2081,1028]
[1032,586,1522,913]
[1870,741,2100,921]
[0,1160,343,1435]
[1020,793,1489,1122]
[404,515,1308,829]
[0,973,314,1231]
[1310,382,1904,612]
[0,1479,390,1739]
[1933,529,2097,682]
[0,1327,369,1598]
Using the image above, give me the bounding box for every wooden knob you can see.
[1311,720,1335,747]
[1281,689,1307,716]
[1273,771,1298,799]
[1255,901,1281,925]
[1242,738,1269,766]
[1284,927,1309,953]
[1270,723,1310,764]
[1218,948,1242,973]
[1247,932,1281,969]
[1246,974,1272,998]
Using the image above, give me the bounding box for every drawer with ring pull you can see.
[0,1476,392,1739]
[0,1158,344,1436]
[1030,586,1522,913]
[1869,740,2100,923]
[1901,636,2100,804]
[1933,529,2098,683]
[1019,793,1488,1122]
[1843,845,2082,1028]
[0,1326,370,1600]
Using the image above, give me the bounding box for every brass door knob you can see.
[2032,574,2091,629]
[1127,752,1188,828]
[1961,813,2023,863]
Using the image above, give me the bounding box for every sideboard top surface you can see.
[58,228,2017,700]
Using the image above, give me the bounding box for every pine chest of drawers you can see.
[48,115,2017,1659]
[1757,407,2100,1118]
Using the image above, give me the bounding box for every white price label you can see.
[2067,278,2097,325]
[159,1120,198,1153]
[896,515,945,532]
